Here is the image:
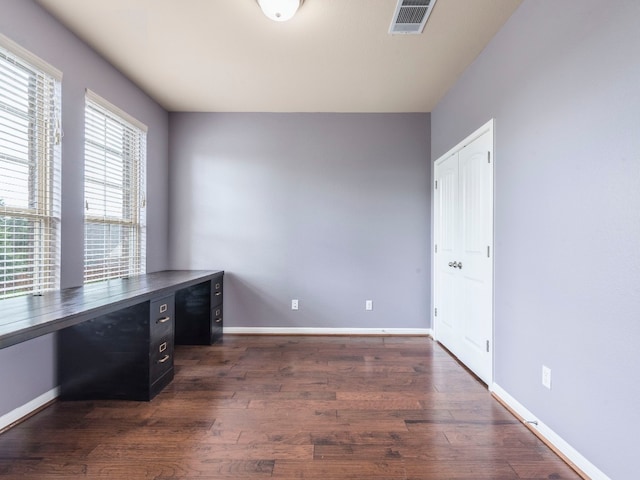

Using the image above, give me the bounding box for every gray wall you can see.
[431,1,639,478]
[169,113,431,330]
[0,0,169,418]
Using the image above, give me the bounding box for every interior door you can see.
[433,153,459,353]
[456,130,493,383]
[434,122,494,386]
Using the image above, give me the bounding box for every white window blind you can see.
[84,91,146,284]
[0,35,61,299]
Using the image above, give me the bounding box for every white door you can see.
[433,153,459,353]
[434,122,494,385]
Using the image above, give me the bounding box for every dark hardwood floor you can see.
[0,335,581,479]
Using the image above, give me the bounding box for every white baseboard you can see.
[491,383,610,480]
[0,387,59,432]
[224,327,433,336]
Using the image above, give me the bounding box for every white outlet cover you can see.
[542,365,551,389]
[291,299,299,310]
[365,300,373,311]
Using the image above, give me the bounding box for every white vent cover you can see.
[389,0,437,35]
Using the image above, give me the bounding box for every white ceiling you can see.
[35,0,523,113]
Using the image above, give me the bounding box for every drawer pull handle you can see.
[159,304,168,313]
[214,292,222,297]
[157,316,171,324]
[159,342,167,353]
[215,318,222,323]
[158,354,170,364]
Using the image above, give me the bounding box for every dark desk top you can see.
[0,270,223,349]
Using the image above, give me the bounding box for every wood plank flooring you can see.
[0,335,581,479]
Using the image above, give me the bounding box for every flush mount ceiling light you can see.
[257,0,304,22]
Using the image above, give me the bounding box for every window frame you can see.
[0,34,62,299]
[83,90,147,284]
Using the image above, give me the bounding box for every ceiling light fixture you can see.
[257,0,303,22]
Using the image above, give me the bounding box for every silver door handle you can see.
[458,262,462,270]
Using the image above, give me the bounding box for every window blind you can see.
[84,91,146,284]
[0,35,61,299]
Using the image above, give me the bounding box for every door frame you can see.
[432,118,495,387]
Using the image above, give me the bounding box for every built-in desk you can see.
[0,270,224,401]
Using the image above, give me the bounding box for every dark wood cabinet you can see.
[58,295,175,401]
[175,272,224,345]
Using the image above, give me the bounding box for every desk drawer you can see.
[150,295,174,340]
[211,275,223,307]
[150,336,174,382]
[211,306,223,343]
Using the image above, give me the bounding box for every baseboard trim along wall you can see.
[0,387,59,433]
[491,383,610,480]
[224,327,433,336]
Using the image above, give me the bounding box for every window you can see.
[0,35,61,299]
[84,90,146,283]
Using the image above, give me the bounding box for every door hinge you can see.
[435,180,438,190]
[487,246,490,258]
[487,151,491,163]
[435,244,438,253]
[486,340,490,352]
[435,307,438,317]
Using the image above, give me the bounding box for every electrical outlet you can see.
[291,299,299,310]
[542,365,551,389]
[365,300,373,311]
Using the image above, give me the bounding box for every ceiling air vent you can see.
[389,0,437,35]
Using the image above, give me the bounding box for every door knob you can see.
[448,262,453,267]
[457,262,462,270]
[452,261,459,268]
